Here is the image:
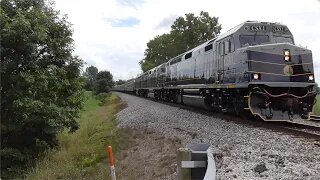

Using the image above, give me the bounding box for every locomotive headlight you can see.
[283,49,291,61]
[284,50,290,56]
[253,73,260,80]
[308,74,314,81]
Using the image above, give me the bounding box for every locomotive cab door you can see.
[216,42,224,83]
[203,44,214,82]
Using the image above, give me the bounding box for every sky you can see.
[54,0,320,81]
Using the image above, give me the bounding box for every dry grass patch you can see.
[27,93,122,180]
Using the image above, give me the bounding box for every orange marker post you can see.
[107,146,116,180]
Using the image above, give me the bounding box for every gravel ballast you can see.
[115,92,320,180]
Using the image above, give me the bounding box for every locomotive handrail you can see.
[247,70,313,77]
[247,60,313,66]
[262,88,316,99]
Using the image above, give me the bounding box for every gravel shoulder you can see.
[115,92,320,180]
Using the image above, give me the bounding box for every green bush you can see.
[96,93,110,106]
[93,71,114,94]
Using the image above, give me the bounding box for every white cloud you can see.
[54,0,320,81]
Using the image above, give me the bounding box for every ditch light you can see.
[309,74,314,81]
[252,73,261,80]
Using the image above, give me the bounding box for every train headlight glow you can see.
[308,75,314,81]
[284,50,290,56]
[283,49,291,61]
[253,73,260,80]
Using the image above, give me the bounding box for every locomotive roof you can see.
[215,21,290,41]
[182,21,282,54]
[136,21,291,79]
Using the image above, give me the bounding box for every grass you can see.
[313,95,320,116]
[27,92,122,180]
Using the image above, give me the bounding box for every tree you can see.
[1,0,84,178]
[115,79,126,85]
[140,11,222,72]
[140,33,175,72]
[171,11,221,51]
[94,71,114,94]
[83,65,98,90]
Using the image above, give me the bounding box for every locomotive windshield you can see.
[240,35,269,47]
[274,36,294,44]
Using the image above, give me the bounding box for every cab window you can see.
[274,36,294,44]
[239,35,269,47]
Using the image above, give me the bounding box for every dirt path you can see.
[116,128,181,180]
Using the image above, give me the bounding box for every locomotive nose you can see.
[246,43,316,121]
[246,43,314,84]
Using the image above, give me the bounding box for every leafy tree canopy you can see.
[115,79,126,85]
[83,65,98,90]
[1,0,84,178]
[140,11,221,72]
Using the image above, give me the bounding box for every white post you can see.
[110,165,116,180]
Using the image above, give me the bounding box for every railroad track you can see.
[157,97,320,140]
[175,103,320,140]
[280,121,320,140]
[116,92,320,140]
